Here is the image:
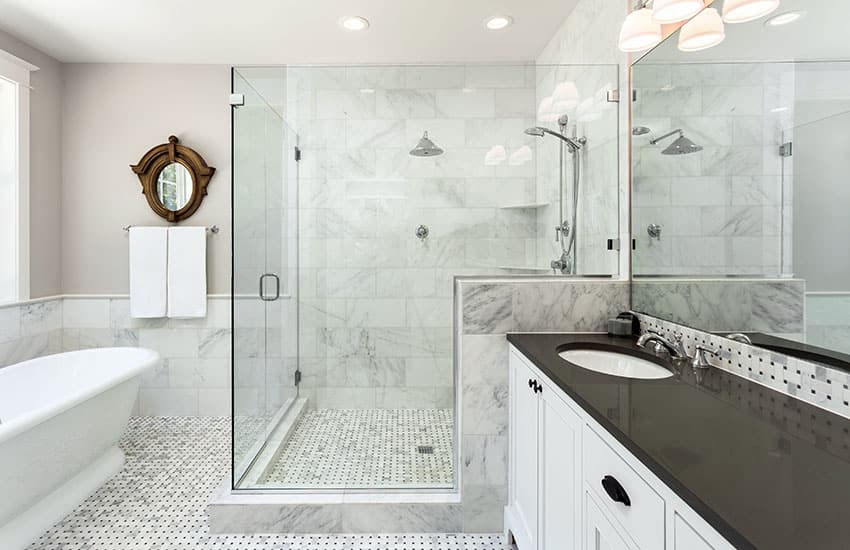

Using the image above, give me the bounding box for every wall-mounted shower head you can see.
[409,131,444,157]
[649,129,702,155]
[523,126,583,152]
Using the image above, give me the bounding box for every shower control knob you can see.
[415,224,430,241]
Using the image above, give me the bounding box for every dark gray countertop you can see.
[507,333,850,550]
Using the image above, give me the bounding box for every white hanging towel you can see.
[129,226,168,318]
[167,226,207,318]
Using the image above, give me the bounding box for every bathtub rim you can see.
[0,347,160,444]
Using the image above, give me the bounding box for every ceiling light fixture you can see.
[722,0,779,23]
[618,7,663,52]
[484,16,513,31]
[651,0,704,24]
[765,10,806,26]
[339,16,370,31]
[678,8,726,52]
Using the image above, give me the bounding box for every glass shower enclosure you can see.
[231,63,620,492]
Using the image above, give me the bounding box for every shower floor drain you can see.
[417,445,434,454]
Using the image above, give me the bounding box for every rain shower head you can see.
[409,131,444,157]
[649,129,703,155]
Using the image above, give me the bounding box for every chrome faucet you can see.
[637,331,688,359]
[551,251,573,274]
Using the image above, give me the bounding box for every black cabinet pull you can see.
[528,378,535,389]
[601,475,631,507]
[534,381,543,394]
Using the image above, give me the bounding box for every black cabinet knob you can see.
[601,475,631,507]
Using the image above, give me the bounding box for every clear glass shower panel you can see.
[232,68,299,487]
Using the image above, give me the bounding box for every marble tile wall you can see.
[632,62,795,276]
[631,278,806,335]
[283,66,542,410]
[60,296,234,416]
[456,277,629,531]
[535,0,630,278]
[806,293,850,356]
[0,297,63,367]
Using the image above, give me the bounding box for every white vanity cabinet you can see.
[506,346,737,550]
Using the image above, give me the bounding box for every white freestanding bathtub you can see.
[0,347,159,549]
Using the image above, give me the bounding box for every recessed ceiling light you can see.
[765,10,806,27]
[484,15,513,31]
[339,16,370,31]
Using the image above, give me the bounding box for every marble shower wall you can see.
[535,0,630,278]
[533,64,621,276]
[807,294,850,356]
[631,278,805,337]
[632,62,795,276]
[283,66,542,409]
[456,278,629,531]
[0,297,63,367]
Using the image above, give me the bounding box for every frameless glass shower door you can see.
[232,68,300,486]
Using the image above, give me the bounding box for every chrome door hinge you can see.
[294,370,302,386]
[779,142,793,157]
[607,238,621,251]
[607,89,621,103]
[229,93,245,107]
[294,147,302,162]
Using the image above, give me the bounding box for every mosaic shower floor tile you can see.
[259,409,454,488]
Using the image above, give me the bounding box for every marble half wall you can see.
[632,278,805,335]
[456,277,629,531]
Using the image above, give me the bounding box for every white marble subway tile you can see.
[20,300,62,335]
[345,119,406,149]
[138,328,201,358]
[462,435,508,486]
[376,89,437,118]
[436,90,496,118]
[168,357,230,388]
[138,388,198,416]
[406,298,452,328]
[63,298,110,328]
[198,388,231,416]
[494,89,536,117]
[0,305,21,343]
[405,356,453,388]
[403,66,465,89]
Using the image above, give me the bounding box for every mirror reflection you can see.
[156,162,193,211]
[631,2,850,366]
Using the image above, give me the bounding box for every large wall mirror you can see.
[631,0,850,367]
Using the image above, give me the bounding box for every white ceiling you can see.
[640,0,850,63]
[0,0,580,64]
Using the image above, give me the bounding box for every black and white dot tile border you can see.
[635,313,850,420]
[259,409,454,488]
[28,417,505,550]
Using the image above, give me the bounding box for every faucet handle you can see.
[692,345,719,370]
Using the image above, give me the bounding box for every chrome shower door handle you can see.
[259,273,280,302]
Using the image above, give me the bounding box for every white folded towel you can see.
[167,226,207,318]
[129,227,168,318]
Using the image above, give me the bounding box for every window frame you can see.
[0,49,37,304]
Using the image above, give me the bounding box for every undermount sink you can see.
[559,349,674,380]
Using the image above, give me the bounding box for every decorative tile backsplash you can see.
[635,312,850,420]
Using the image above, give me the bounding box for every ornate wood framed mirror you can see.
[130,135,215,222]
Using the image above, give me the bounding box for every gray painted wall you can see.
[0,29,63,298]
[61,64,232,294]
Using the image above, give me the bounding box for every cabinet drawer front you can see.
[583,426,665,550]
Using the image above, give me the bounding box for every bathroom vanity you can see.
[504,334,850,550]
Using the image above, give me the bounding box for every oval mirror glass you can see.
[156,162,194,211]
